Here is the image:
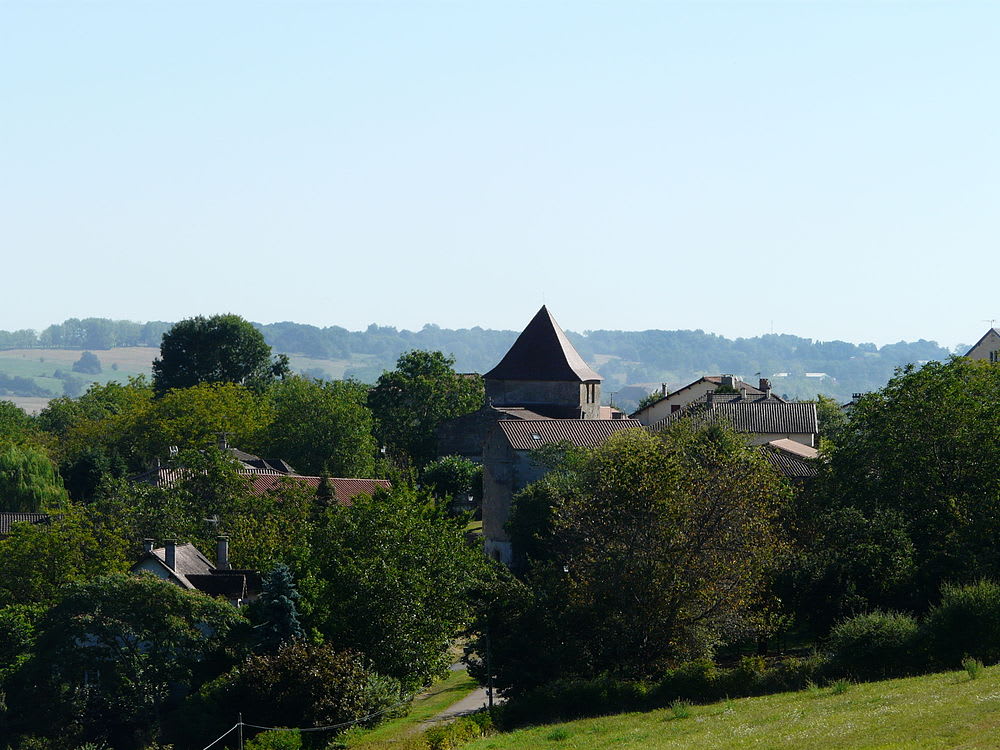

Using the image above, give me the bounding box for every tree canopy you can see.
[152,314,290,396]
[472,424,789,692]
[367,350,483,467]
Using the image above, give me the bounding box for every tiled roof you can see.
[484,306,601,383]
[130,468,389,506]
[151,543,214,578]
[494,406,552,421]
[0,512,51,536]
[761,439,819,478]
[649,401,817,435]
[498,418,641,451]
[243,475,390,505]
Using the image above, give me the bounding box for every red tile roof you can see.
[243,474,390,505]
[130,468,389,506]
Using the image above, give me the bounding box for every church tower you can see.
[483,306,602,419]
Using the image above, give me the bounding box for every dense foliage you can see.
[368,350,484,467]
[473,425,789,694]
[152,313,290,395]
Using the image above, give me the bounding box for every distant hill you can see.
[0,318,960,413]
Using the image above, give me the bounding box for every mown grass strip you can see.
[462,665,1000,750]
[343,667,479,748]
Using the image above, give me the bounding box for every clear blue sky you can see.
[2,1,997,348]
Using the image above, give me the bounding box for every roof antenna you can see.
[984,319,997,328]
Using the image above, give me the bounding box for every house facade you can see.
[631,375,784,426]
[966,328,1000,362]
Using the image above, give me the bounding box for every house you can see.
[132,536,261,606]
[631,375,785,426]
[482,418,641,564]
[648,396,818,448]
[965,328,1000,363]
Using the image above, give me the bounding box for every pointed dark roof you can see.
[484,306,601,383]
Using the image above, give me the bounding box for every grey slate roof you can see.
[484,306,601,383]
[0,512,51,536]
[498,418,641,451]
[649,401,818,435]
[137,543,262,599]
[760,439,819,478]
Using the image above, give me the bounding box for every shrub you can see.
[830,678,850,695]
[669,700,692,719]
[423,713,494,750]
[246,730,301,750]
[496,675,648,728]
[651,659,719,704]
[924,580,1000,667]
[962,657,984,680]
[826,610,922,680]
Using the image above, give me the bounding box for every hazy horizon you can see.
[3,2,997,350]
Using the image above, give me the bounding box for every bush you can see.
[423,712,494,750]
[496,675,648,727]
[498,655,828,728]
[924,580,1000,667]
[826,610,922,680]
[246,730,301,750]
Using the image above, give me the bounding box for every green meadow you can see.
[464,666,1000,750]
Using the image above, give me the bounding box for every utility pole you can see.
[238,713,243,750]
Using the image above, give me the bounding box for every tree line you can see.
[0,317,960,403]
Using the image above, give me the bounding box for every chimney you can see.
[706,390,715,407]
[164,539,177,570]
[740,387,747,399]
[661,383,668,396]
[759,377,771,394]
[143,538,154,554]
[721,374,736,389]
[216,535,230,571]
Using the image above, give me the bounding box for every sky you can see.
[1,1,998,348]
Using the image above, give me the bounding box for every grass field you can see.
[0,347,383,413]
[463,666,1000,750]
[341,668,480,748]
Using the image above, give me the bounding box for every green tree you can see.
[796,357,1000,621]
[254,376,377,476]
[0,442,67,512]
[0,401,34,442]
[367,350,483,467]
[138,381,274,460]
[9,574,246,748]
[186,642,399,748]
[421,454,482,506]
[474,425,789,692]
[152,314,290,396]
[71,351,102,375]
[309,485,490,689]
[252,563,305,652]
[0,504,129,607]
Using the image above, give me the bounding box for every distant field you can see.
[464,666,1000,750]
[0,347,382,413]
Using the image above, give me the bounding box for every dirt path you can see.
[416,667,503,731]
